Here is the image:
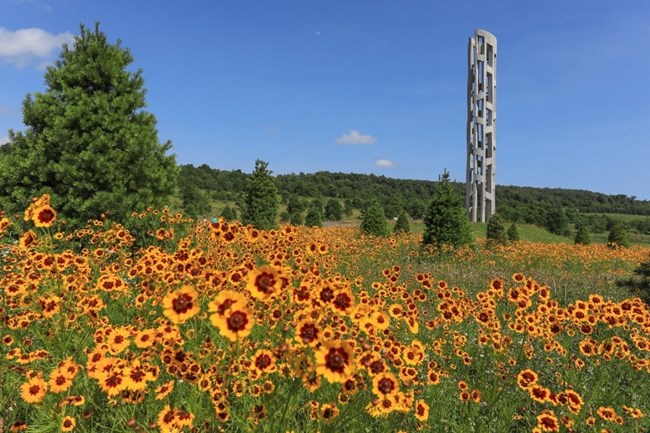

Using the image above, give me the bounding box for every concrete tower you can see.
[466,29,497,223]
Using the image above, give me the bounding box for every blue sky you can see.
[1,0,649,199]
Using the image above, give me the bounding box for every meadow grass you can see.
[1,200,650,433]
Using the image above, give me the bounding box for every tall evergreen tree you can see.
[486,213,508,246]
[360,200,390,237]
[422,171,473,249]
[0,23,178,225]
[242,160,279,230]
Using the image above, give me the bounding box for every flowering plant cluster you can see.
[1,196,649,432]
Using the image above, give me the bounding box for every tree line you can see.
[179,164,650,234]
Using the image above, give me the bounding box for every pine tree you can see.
[422,171,473,249]
[607,223,628,248]
[393,210,410,234]
[0,23,178,225]
[486,213,507,246]
[574,219,591,245]
[242,160,279,230]
[507,223,520,242]
[360,200,390,237]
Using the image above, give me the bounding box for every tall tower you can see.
[466,29,497,223]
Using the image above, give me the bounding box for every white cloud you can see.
[336,129,377,145]
[375,159,396,168]
[0,27,73,67]
[0,136,9,146]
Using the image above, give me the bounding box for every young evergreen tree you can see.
[574,219,592,245]
[360,200,390,237]
[304,201,322,227]
[422,171,473,249]
[242,160,279,230]
[607,223,629,248]
[486,213,508,246]
[507,223,520,242]
[393,210,410,234]
[0,23,178,225]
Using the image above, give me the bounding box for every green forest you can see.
[178,163,650,237]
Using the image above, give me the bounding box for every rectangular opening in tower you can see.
[486,133,493,158]
[486,73,493,102]
[487,44,494,66]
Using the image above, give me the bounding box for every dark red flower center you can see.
[325,348,348,373]
[255,354,272,370]
[227,311,248,332]
[172,294,193,314]
[377,377,395,394]
[300,324,319,343]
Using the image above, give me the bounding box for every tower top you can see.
[474,28,496,38]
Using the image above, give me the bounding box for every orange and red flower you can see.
[315,340,356,384]
[162,285,200,324]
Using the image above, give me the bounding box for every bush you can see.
[220,205,237,221]
[304,201,322,227]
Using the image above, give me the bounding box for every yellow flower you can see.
[162,285,200,324]
[315,340,355,384]
[372,372,400,398]
[211,303,254,341]
[251,349,277,375]
[414,399,430,421]
[208,290,247,317]
[20,375,48,403]
[246,265,281,300]
[61,416,76,432]
[18,229,38,250]
[33,205,56,228]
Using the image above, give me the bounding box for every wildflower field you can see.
[2,196,650,433]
